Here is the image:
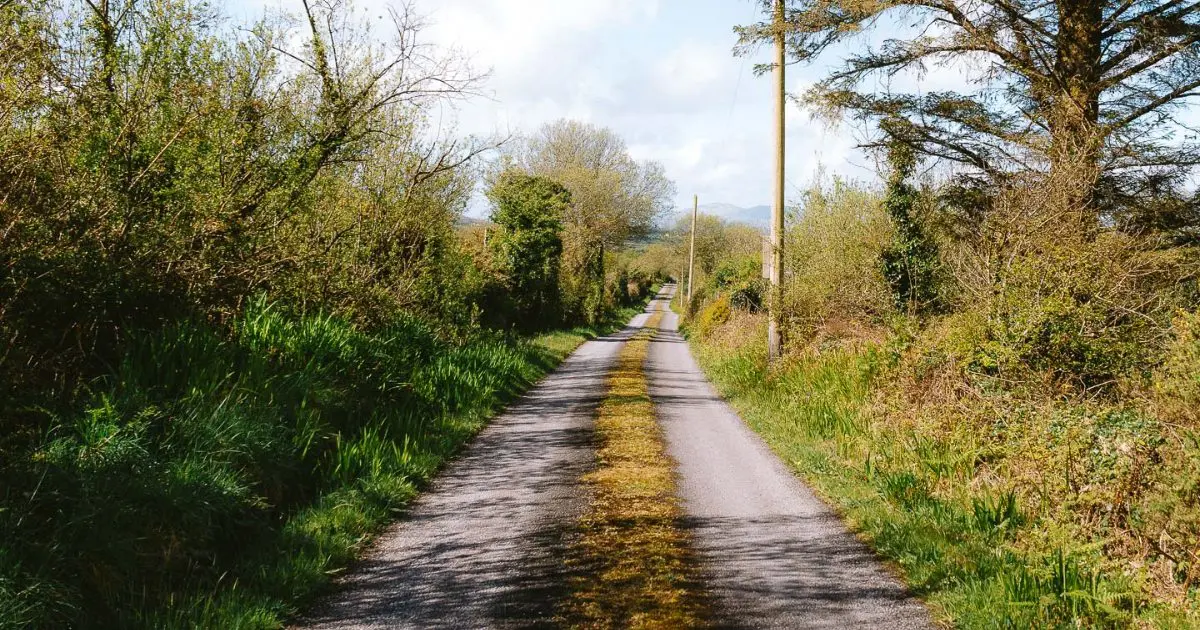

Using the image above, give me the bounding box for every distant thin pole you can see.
[768,0,786,361]
[687,194,698,303]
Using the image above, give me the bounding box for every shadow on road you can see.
[297,325,649,629]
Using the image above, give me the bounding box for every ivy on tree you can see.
[487,173,570,330]
[879,134,941,314]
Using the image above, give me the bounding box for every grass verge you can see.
[560,307,710,629]
[687,314,1196,629]
[0,301,648,630]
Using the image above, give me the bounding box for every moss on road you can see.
[560,307,711,629]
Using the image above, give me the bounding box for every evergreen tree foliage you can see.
[738,0,1200,222]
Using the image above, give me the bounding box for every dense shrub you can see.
[611,266,656,306]
[486,173,569,331]
[950,175,1191,389]
[711,258,764,312]
[1143,311,1200,593]
[684,285,709,319]
[1155,310,1200,424]
[782,177,894,336]
[694,295,732,338]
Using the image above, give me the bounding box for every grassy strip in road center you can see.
[559,307,710,629]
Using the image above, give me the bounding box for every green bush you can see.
[694,295,732,338]
[783,177,894,336]
[1142,311,1200,591]
[609,265,654,307]
[964,231,1184,389]
[711,258,764,312]
[486,173,569,331]
[1157,310,1200,424]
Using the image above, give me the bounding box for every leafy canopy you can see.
[738,0,1200,210]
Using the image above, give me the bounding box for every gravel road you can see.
[298,308,653,629]
[299,286,931,628]
[648,286,931,629]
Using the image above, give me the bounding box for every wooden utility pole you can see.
[687,194,698,303]
[768,0,786,361]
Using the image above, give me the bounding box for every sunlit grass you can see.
[0,300,650,630]
[687,314,1181,629]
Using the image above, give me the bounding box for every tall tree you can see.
[516,120,673,244]
[486,172,569,329]
[738,0,1200,218]
[669,213,763,278]
[506,120,675,321]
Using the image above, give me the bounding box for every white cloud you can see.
[651,40,734,102]
[424,0,658,96]
[225,0,888,215]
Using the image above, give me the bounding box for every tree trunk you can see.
[592,240,605,324]
[1051,0,1104,225]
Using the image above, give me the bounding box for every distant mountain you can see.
[662,203,771,230]
[699,203,771,228]
[456,215,491,227]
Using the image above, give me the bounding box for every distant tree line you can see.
[483,120,675,330]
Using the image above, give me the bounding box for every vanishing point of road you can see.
[299,285,932,629]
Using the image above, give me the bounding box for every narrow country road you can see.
[299,286,931,629]
[299,308,655,629]
[649,286,931,629]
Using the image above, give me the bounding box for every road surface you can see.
[299,307,655,629]
[648,287,930,629]
[298,286,931,629]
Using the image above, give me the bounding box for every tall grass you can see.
[0,299,644,629]
[689,315,1193,628]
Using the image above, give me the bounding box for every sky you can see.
[414,0,874,215]
[218,0,1200,220]
[218,0,909,215]
[219,0,1200,217]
